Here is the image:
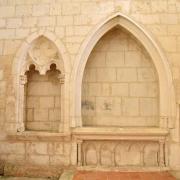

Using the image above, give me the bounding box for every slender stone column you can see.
[58,73,65,133]
[77,140,83,166]
[18,75,27,132]
[159,140,165,167]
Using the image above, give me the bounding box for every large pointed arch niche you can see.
[71,13,176,130]
[12,30,71,133]
[72,13,177,169]
[82,26,159,127]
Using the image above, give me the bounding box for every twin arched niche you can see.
[13,31,70,133]
[71,13,176,133]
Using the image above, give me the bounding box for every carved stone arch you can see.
[71,12,176,135]
[12,30,71,133]
[84,142,97,166]
[100,142,114,166]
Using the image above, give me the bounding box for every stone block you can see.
[106,52,124,67]
[88,83,101,96]
[140,98,158,116]
[4,163,61,178]
[27,82,60,96]
[50,3,61,15]
[125,51,141,67]
[148,25,167,36]
[97,68,116,82]
[96,97,121,117]
[15,28,30,39]
[57,16,73,26]
[160,14,178,24]
[55,27,64,38]
[55,96,61,108]
[28,155,49,165]
[109,38,128,51]
[39,97,54,108]
[50,155,70,166]
[0,29,15,39]
[0,19,6,28]
[48,142,63,155]
[111,83,129,96]
[27,97,39,108]
[168,25,180,35]
[74,26,91,36]
[37,16,56,27]
[22,17,37,27]
[49,108,61,121]
[27,109,33,122]
[7,18,22,28]
[0,142,25,154]
[137,68,156,81]
[34,109,48,121]
[158,36,177,52]
[74,15,91,25]
[130,83,158,97]
[32,4,49,16]
[3,40,22,55]
[151,0,167,13]
[117,68,137,82]
[131,0,151,13]
[62,2,80,15]
[101,83,111,96]
[26,142,48,155]
[16,5,32,16]
[82,97,96,116]
[170,143,180,167]
[7,154,25,163]
[83,68,97,82]
[0,6,15,17]
[122,97,139,116]
[87,52,106,67]
[26,122,52,131]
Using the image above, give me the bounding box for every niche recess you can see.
[82,26,159,127]
[19,36,65,132]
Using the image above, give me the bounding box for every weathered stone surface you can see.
[4,163,61,178]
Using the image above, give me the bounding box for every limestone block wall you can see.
[82,27,159,127]
[0,0,179,178]
[25,65,61,132]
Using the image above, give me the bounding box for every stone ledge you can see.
[6,132,71,142]
[72,127,169,141]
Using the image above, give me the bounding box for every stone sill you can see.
[77,165,170,172]
[72,127,169,141]
[6,131,71,142]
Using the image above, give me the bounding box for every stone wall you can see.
[0,0,179,178]
[82,27,159,127]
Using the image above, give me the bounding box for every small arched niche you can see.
[25,63,61,132]
[82,26,159,127]
[17,36,65,132]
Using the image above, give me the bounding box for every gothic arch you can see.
[12,30,71,133]
[71,13,176,131]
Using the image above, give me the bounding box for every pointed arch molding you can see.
[71,13,176,129]
[12,30,71,132]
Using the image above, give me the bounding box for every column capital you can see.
[20,75,27,85]
[58,73,65,84]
